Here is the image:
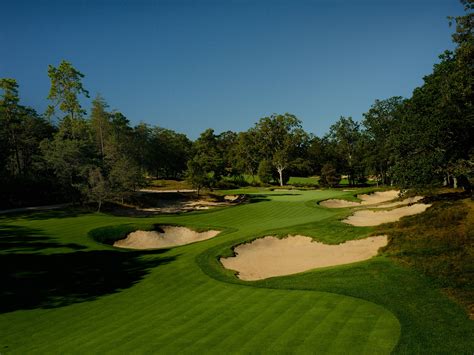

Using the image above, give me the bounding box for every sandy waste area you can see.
[114,226,220,249]
[221,235,388,281]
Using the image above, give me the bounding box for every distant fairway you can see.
[1,189,472,353]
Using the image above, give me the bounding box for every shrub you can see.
[319,163,341,187]
[258,159,273,184]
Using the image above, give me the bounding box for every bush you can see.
[319,163,340,187]
[258,159,273,184]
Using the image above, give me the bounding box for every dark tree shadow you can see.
[245,193,301,204]
[0,225,86,253]
[0,249,175,313]
[0,208,91,222]
[422,191,471,203]
[246,196,271,204]
[0,224,176,313]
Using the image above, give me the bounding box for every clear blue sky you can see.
[2,0,464,139]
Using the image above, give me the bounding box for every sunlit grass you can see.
[0,188,472,353]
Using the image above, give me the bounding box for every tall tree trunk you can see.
[277,167,284,186]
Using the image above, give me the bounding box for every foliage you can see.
[188,128,224,186]
[362,97,404,185]
[327,116,364,186]
[386,2,473,188]
[46,60,90,140]
[148,127,192,179]
[319,163,340,187]
[83,167,109,211]
[232,130,260,180]
[186,155,211,195]
[1,0,472,206]
[257,159,273,184]
[254,113,309,186]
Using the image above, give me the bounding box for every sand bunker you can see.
[221,235,388,281]
[134,194,245,214]
[114,226,220,249]
[320,199,361,208]
[320,190,400,208]
[343,203,431,226]
[358,190,400,204]
[224,195,241,202]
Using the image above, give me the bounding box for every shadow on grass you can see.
[246,193,302,204]
[422,191,471,204]
[0,225,87,253]
[0,224,175,313]
[0,208,91,221]
[0,248,175,313]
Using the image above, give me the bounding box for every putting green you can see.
[1,189,471,353]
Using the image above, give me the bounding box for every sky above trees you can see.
[2,0,464,139]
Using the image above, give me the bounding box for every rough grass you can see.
[0,189,472,353]
[379,195,474,318]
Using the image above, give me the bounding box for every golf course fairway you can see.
[1,189,473,353]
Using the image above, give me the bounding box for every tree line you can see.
[1,1,472,209]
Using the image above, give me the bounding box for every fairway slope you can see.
[221,235,388,280]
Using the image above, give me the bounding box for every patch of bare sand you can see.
[343,203,432,226]
[114,226,220,249]
[320,190,400,208]
[320,199,361,208]
[220,235,387,281]
[358,190,400,204]
[224,195,240,202]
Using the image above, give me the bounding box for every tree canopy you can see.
[0,1,472,208]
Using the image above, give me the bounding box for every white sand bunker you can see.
[320,199,361,208]
[343,203,431,226]
[220,235,388,281]
[358,190,400,204]
[320,190,400,208]
[114,226,220,249]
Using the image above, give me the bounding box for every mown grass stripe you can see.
[2,189,470,354]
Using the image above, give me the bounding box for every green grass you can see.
[0,189,472,353]
[288,176,319,186]
[148,179,192,190]
[379,196,474,317]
